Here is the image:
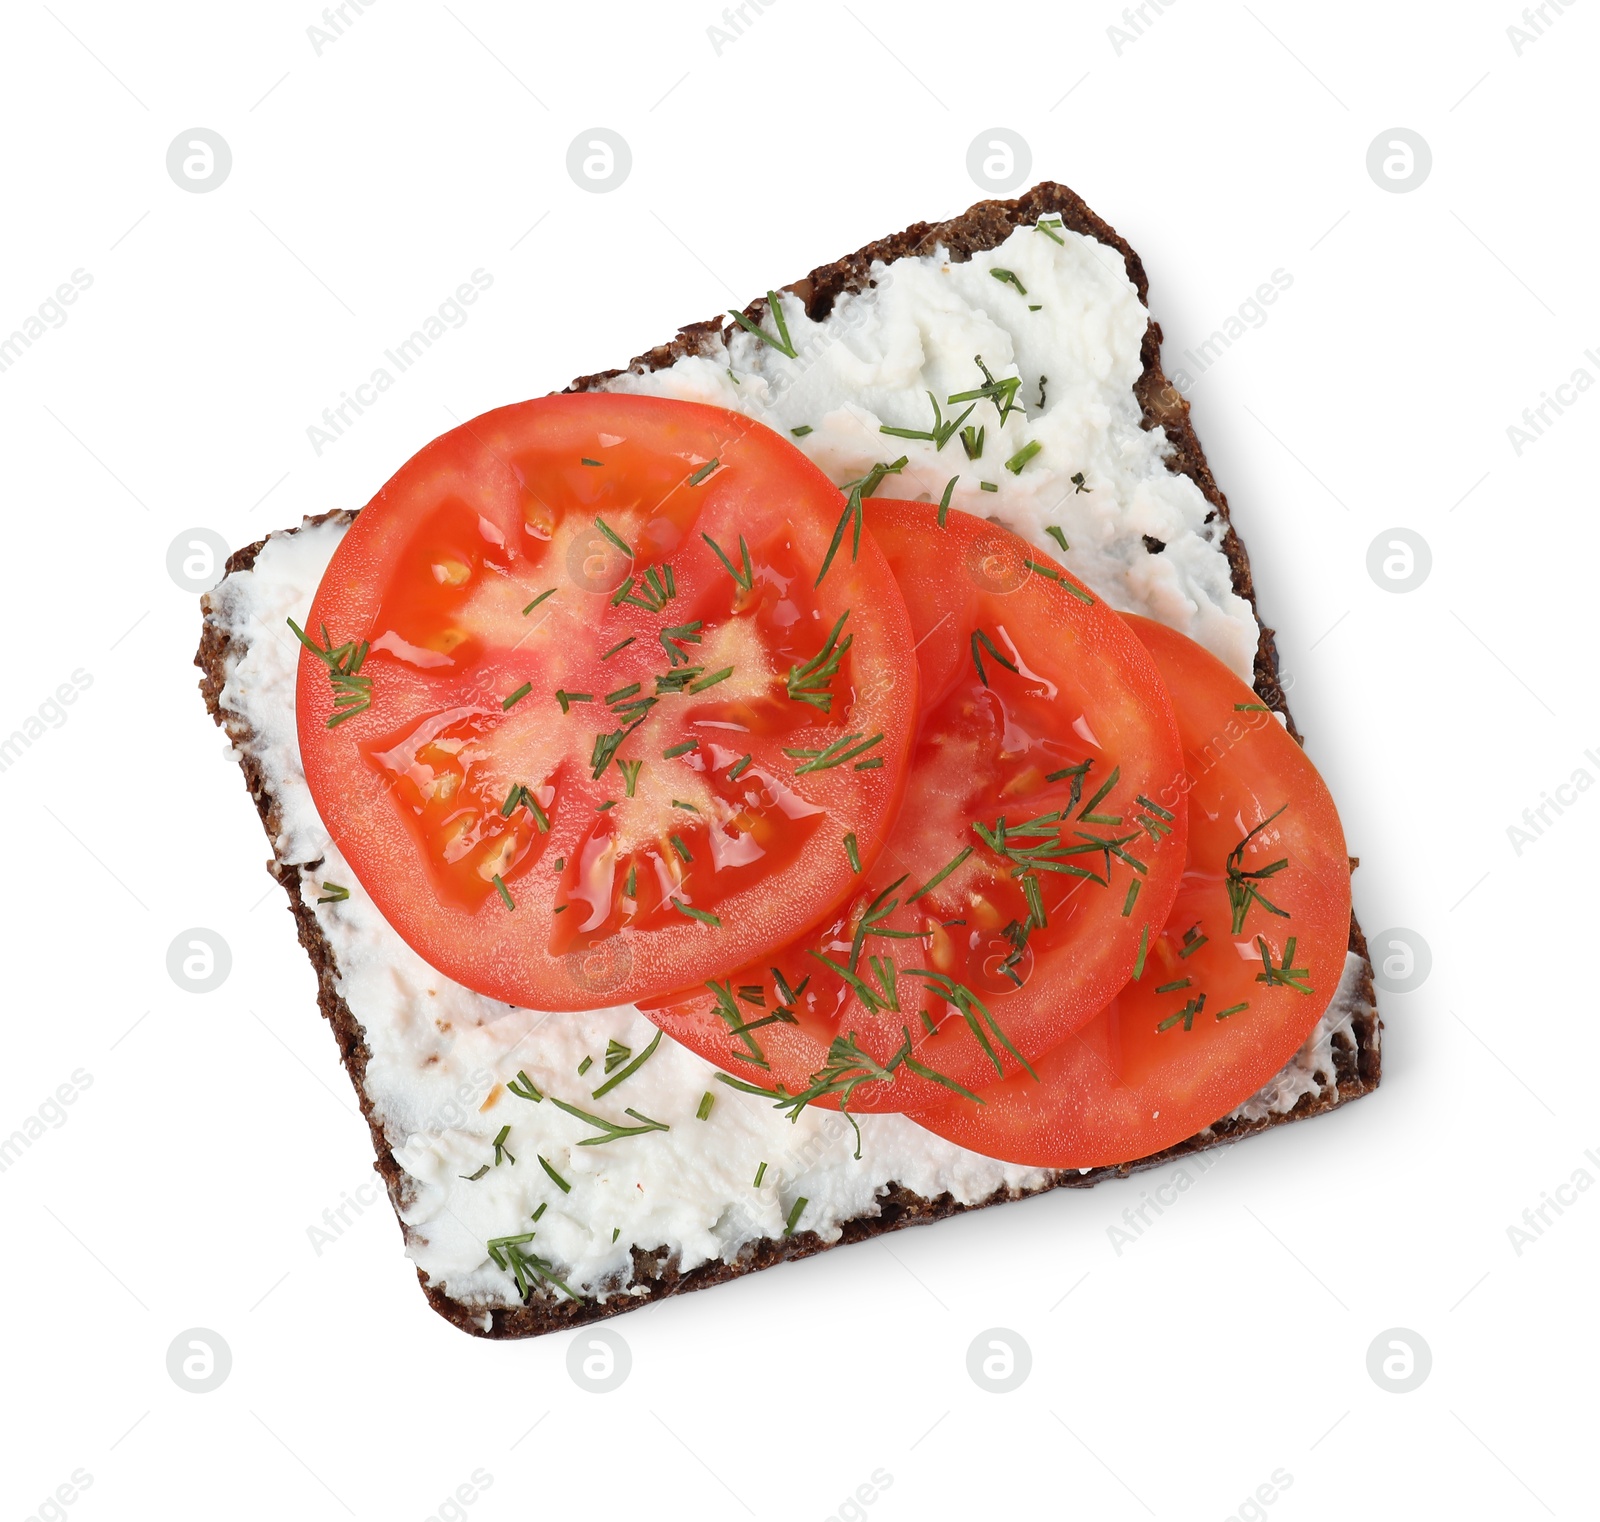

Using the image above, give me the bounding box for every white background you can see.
[2,2,1594,1518]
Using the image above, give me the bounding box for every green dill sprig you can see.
[594,517,632,557]
[1226,805,1292,934]
[816,458,906,587]
[727,290,797,358]
[948,355,1024,423]
[1157,993,1206,1033]
[618,563,677,614]
[590,1029,663,1098]
[507,1070,543,1102]
[538,1155,571,1192]
[1034,215,1065,244]
[673,901,721,928]
[492,874,514,910]
[502,682,532,711]
[702,531,753,590]
[1256,935,1313,994]
[662,737,698,759]
[1072,471,1091,493]
[316,882,350,904]
[287,619,372,727]
[843,833,861,872]
[786,610,852,713]
[911,847,972,902]
[784,731,884,773]
[970,628,1019,687]
[902,969,1038,1080]
[783,1196,809,1236]
[688,458,720,487]
[1044,525,1069,552]
[938,476,958,527]
[696,1092,715,1121]
[522,587,557,616]
[549,1095,671,1144]
[487,1232,580,1301]
[990,267,1028,295]
[879,391,977,451]
[960,424,985,459]
[492,1125,515,1166]
[660,620,703,666]
[1004,440,1042,475]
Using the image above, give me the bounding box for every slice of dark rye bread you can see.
[197,182,1381,1340]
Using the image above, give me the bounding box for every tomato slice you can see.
[640,503,1188,1115]
[904,615,1353,1167]
[296,395,919,1011]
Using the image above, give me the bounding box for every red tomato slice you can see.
[905,615,1353,1167]
[296,395,919,1011]
[640,503,1188,1115]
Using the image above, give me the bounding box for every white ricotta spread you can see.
[209,223,1353,1310]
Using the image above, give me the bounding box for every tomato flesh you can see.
[641,503,1189,1113]
[905,615,1353,1167]
[297,396,918,1011]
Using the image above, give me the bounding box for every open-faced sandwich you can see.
[198,183,1379,1337]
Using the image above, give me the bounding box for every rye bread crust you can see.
[197,183,1380,1340]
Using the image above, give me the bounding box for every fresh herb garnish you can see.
[548,1096,671,1145]
[492,1125,515,1166]
[538,1155,571,1193]
[1071,471,1090,494]
[487,1232,580,1301]
[461,1164,490,1181]
[1035,215,1065,244]
[1004,440,1042,475]
[687,458,720,487]
[843,832,861,872]
[961,424,985,460]
[1256,935,1313,994]
[618,758,643,797]
[970,628,1019,687]
[754,1161,768,1186]
[493,874,514,910]
[601,636,636,661]
[791,425,813,438]
[784,731,884,773]
[911,846,972,902]
[696,1091,715,1121]
[1132,924,1149,980]
[938,476,958,527]
[673,901,721,928]
[522,587,557,616]
[990,267,1028,295]
[702,531,753,591]
[556,689,593,712]
[591,1029,663,1098]
[727,754,753,781]
[980,481,998,493]
[594,516,632,557]
[688,666,733,694]
[727,290,797,358]
[903,969,1037,1080]
[287,619,372,727]
[507,1070,543,1103]
[670,833,693,862]
[502,682,532,711]
[879,391,976,451]
[316,881,350,904]
[948,355,1023,423]
[662,737,699,759]
[815,459,908,588]
[786,610,852,713]
[659,620,703,665]
[1226,805,1291,934]
[1044,525,1069,553]
[783,1196,809,1236]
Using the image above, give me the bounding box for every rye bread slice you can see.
[197,183,1381,1339]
